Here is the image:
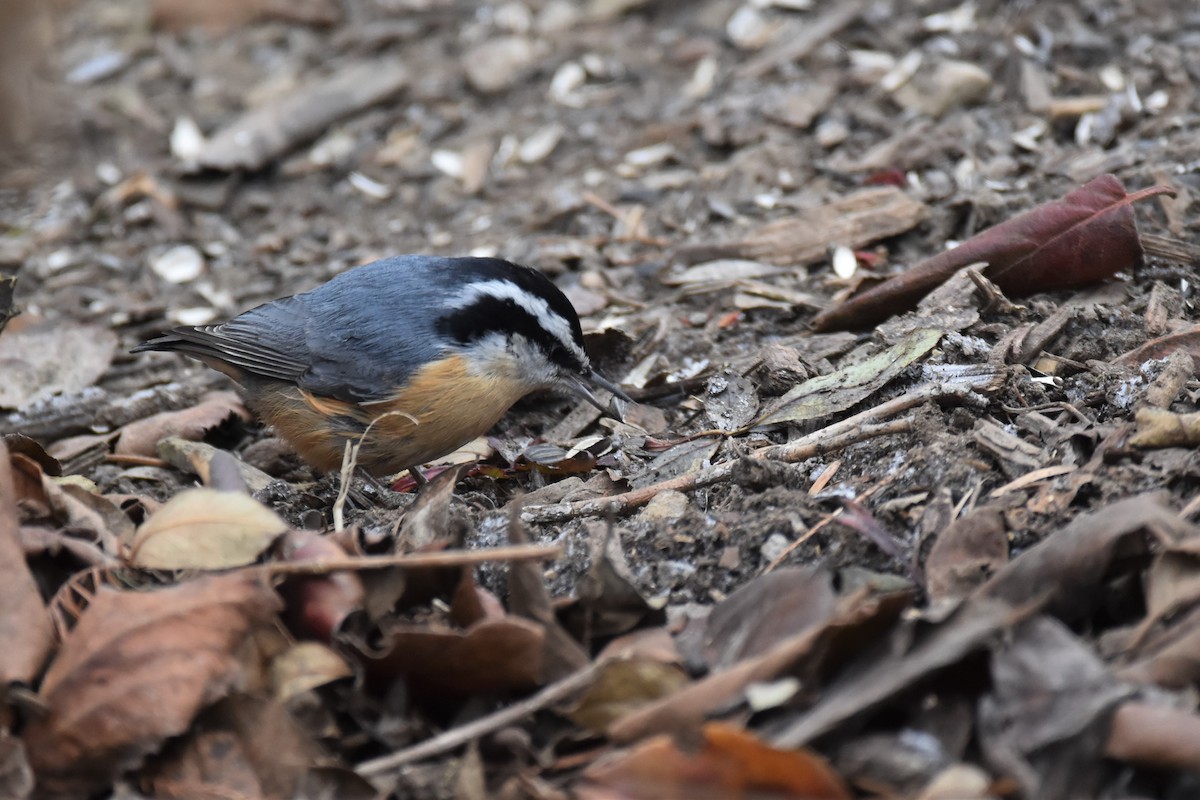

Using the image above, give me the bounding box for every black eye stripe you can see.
[437,296,586,372]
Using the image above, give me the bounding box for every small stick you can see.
[522,417,913,524]
[358,661,603,775]
[259,543,561,575]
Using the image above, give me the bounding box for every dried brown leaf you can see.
[508,507,589,681]
[925,508,1009,603]
[567,657,690,733]
[142,693,330,800]
[978,617,1130,799]
[771,596,1027,748]
[23,572,281,799]
[269,641,353,702]
[704,567,837,670]
[0,444,53,684]
[275,530,365,643]
[609,586,909,744]
[114,391,248,458]
[364,617,545,697]
[581,723,852,800]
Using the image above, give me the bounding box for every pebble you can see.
[151,244,204,284]
[464,36,537,94]
[726,5,777,50]
[639,490,690,523]
[892,59,992,118]
[760,532,791,563]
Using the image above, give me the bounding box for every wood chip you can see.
[673,186,927,266]
[191,59,408,171]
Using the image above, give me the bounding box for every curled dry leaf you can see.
[0,443,54,684]
[813,174,1174,331]
[275,529,365,643]
[925,508,1009,603]
[978,617,1131,799]
[568,650,689,733]
[754,328,942,428]
[114,391,249,458]
[363,616,545,698]
[125,488,287,570]
[580,723,852,800]
[508,507,590,681]
[141,693,339,800]
[23,572,282,799]
[157,436,275,494]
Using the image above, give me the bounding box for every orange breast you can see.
[248,355,532,477]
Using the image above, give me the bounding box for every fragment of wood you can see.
[1129,407,1200,449]
[736,0,867,80]
[673,186,927,266]
[1141,349,1193,409]
[0,380,222,441]
[972,418,1043,475]
[191,58,408,171]
[1153,170,1189,237]
[1143,282,1180,337]
[1141,232,1200,266]
[1046,95,1108,120]
[1016,304,1074,364]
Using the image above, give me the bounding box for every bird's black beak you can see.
[568,369,632,416]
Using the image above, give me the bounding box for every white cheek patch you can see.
[447,279,587,366]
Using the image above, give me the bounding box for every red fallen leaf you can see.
[22,573,281,799]
[812,174,1174,331]
[863,167,907,187]
[578,722,852,800]
[275,530,365,643]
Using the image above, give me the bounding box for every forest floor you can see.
[3,1,1200,798]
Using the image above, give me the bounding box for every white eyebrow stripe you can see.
[446,279,587,364]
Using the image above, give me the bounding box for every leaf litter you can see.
[4,0,1200,798]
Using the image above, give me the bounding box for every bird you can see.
[133,254,628,481]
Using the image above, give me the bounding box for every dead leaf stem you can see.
[357,660,603,776]
[258,543,562,575]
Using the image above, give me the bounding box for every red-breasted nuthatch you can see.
[133,255,628,480]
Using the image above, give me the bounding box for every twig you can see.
[522,417,913,524]
[358,660,602,775]
[736,0,867,79]
[259,543,561,575]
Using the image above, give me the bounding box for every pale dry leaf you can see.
[0,321,117,409]
[126,488,287,570]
